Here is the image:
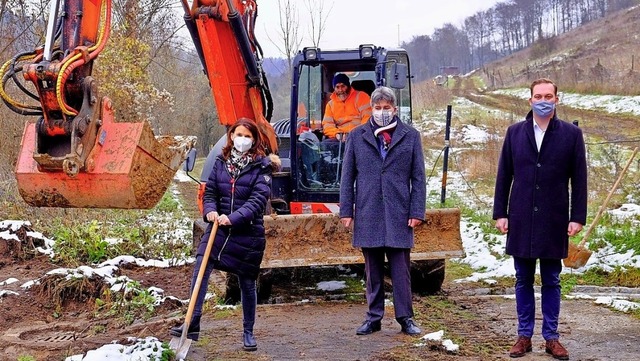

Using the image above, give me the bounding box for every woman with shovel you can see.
[493,78,587,360]
[170,118,279,352]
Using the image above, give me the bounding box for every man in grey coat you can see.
[340,86,426,336]
[493,78,587,360]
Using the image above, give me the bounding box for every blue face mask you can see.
[532,100,555,117]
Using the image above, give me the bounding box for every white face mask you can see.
[233,136,253,152]
[372,109,394,126]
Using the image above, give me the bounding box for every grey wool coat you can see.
[339,118,426,249]
[493,112,588,259]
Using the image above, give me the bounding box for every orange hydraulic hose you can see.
[57,0,112,115]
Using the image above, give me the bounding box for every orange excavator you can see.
[2,0,464,295]
[2,0,276,208]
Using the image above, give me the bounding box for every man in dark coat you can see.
[340,86,426,336]
[493,78,587,360]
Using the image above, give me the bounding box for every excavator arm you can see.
[183,0,277,153]
[1,0,276,208]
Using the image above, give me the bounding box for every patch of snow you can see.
[0,220,31,232]
[21,280,38,289]
[503,293,542,300]
[609,203,640,220]
[0,278,18,286]
[100,255,194,268]
[422,330,444,341]
[416,330,460,353]
[316,280,346,291]
[174,169,194,182]
[595,297,640,312]
[47,265,119,280]
[27,230,56,256]
[565,293,596,300]
[0,220,55,256]
[0,230,19,241]
[214,304,237,310]
[64,337,168,361]
[442,339,460,352]
[457,124,491,144]
[0,290,19,297]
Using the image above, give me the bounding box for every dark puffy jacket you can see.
[198,155,273,279]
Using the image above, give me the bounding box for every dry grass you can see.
[412,81,453,114]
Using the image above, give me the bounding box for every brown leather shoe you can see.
[545,339,569,360]
[509,336,532,358]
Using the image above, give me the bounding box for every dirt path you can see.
[180,289,640,361]
[186,302,406,361]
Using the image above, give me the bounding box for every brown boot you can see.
[545,339,569,360]
[509,336,532,358]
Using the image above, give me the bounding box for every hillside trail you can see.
[453,76,640,143]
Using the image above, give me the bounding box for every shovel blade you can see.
[169,336,192,360]
[563,242,593,269]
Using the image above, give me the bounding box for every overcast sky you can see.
[254,0,504,58]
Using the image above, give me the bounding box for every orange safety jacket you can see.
[322,89,372,139]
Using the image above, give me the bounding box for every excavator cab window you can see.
[297,65,323,133]
[351,79,376,95]
[295,66,379,192]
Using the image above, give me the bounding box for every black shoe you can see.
[399,318,421,336]
[356,320,381,335]
[243,330,257,351]
[169,320,200,341]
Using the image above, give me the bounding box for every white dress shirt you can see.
[533,121,546,151]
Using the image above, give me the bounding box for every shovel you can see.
[564,147,638,269]
[170,220,218,359]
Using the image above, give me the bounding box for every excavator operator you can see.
[321,73,372,141]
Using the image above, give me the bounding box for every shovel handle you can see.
[579,147,638,247]
[181,220,219,338]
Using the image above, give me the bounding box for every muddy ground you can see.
[1,248,639,361]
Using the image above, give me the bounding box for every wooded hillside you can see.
[403,0,638,82]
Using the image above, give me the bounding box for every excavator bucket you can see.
[15,100,195,209]
[261,208,464,268]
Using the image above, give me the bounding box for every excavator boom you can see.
[2,0,275,208]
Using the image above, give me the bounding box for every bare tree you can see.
[304,0,333,48]
[495,2,520,55]
[465,11,492,68]
[267,0,303,72]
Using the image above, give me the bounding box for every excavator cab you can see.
[270,45,414,214]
